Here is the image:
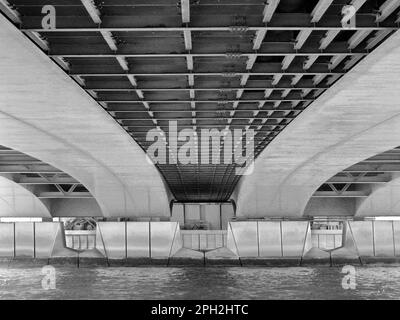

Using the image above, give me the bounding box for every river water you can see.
[0,266,399,299]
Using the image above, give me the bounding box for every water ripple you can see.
[0,266,400,300]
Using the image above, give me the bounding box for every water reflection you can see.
[1,266,400,299]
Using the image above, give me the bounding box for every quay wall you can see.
[0,221,400,266]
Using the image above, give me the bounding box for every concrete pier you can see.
[1,220,400,267]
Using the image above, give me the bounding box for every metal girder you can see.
[253,30,267,50]
[294,30,312,50]
[18,177,80,185]
[116,56,129,71]
[326,176,390,184]
[311,0,334,23]
[291,75,302,85]
[366,30,392,50]
[343,164,400,173]
[74,72,345,77]
[319,30,340,50]
[3,1,398,203]
[127,75,138,86]
[0,169,61,174]
[117,116,296,121]
[344,55,364,70]
[314,147,400,202]
[0,0,20,23]
[50,52,366,58]
[100,31,118,51]
[38,192,93,199]
[183,30,192,51]
[303,55,318,70]
[81,0,101,24]
[180,0,190,24]
[262,0,280,23]
[101,99,313,103]
[282,55,295,70]
[23,26,397,32]
[312,191,369,198]
[376,0,400,23]
[329,55,346,70]
[350,0,367,12]
[52,56,70,70]
[326,74,341,85]
[89,86,329,92]
[348,30,371,50]
[24,31,48,51]
[186,55,194,70]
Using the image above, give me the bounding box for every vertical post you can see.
[372,220,376,257]
[219,204,222,230]
[148,222,152,258]
[256,221,260,257]
[13,222,16,258]
[279,221,283,257]
[33,222,36,258]
[125,221,128,259]
[392,221,396,256]
[183,204,186,226]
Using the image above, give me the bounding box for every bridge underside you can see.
[1,1,400,223]
[234,27,400,219]
[0,11,171,218]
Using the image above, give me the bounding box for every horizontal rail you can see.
[24,27,399,32]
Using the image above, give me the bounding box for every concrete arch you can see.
[0,16,171,217]
[0,176,51,217]
[233,29,400,218]
[355,173,400,217]
[0,172,103,217]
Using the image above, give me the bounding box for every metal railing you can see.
[181,230,227,251]
[65,230,96,250]
[311,229,343,250]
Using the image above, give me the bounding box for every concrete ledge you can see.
[48,257,78,267]
[331,257,362,266]
[125,258,152,266]
[78,258,109,268]
[169,257,204,266]
[77,251,108,267]
[300,258,331,266]
[0,257,11,268]
[205,259,241,266]
[8,258,49,268]
[169,248,204,266]
[205,248,240,266]
[241,258,301,267]
[301,248,331,266]
[106,258,153,267]
[150,258,169,266]
[330,247,361,266]
[360,256,400,265]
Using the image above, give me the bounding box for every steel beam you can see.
[24,26,397,32]
[50,52,366,58]
[81,0,101,24]
[262,0,280,23]
[0,0,20,23]
[311,0,334,23]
